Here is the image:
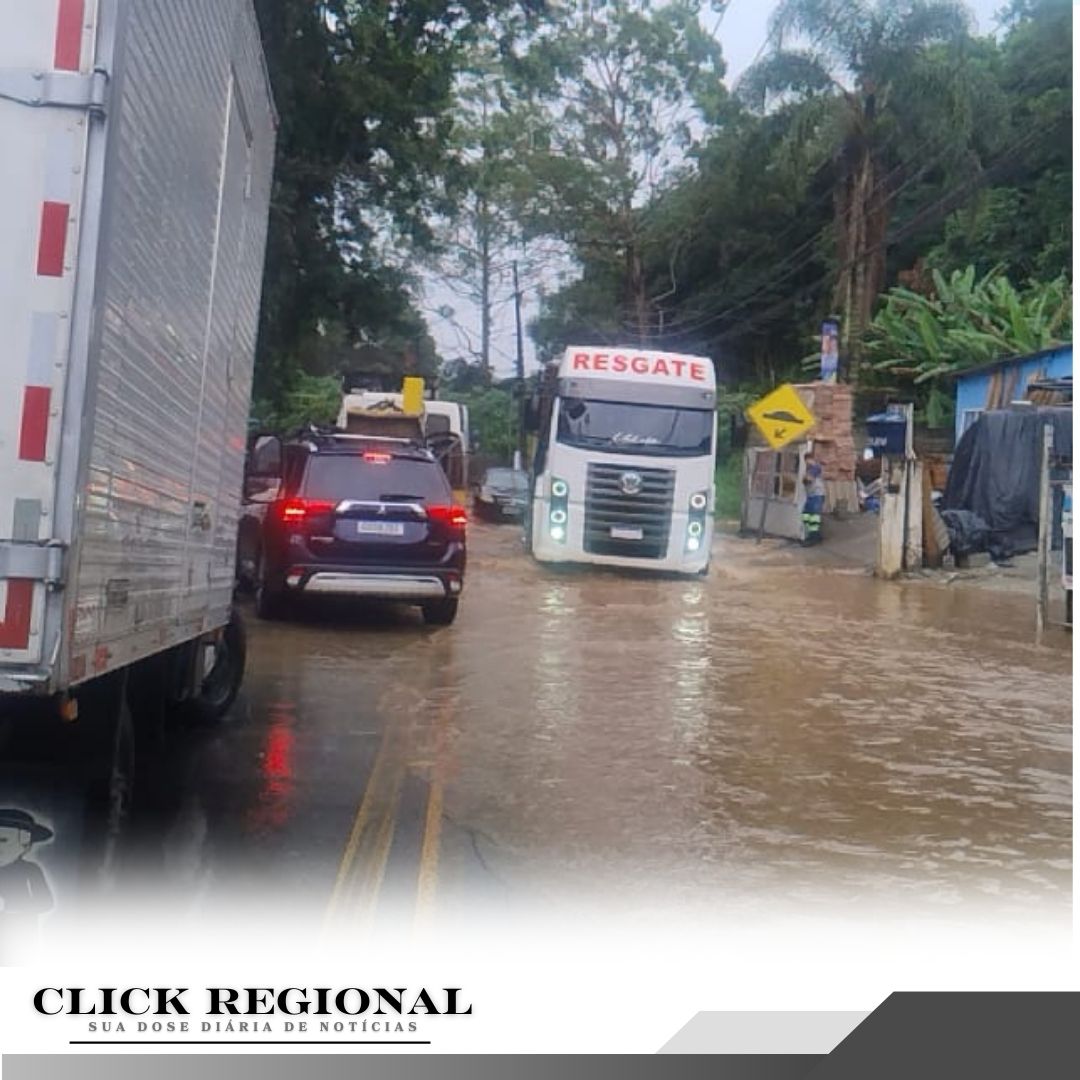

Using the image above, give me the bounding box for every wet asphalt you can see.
[0,521,1072,939]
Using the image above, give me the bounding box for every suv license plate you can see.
[356,521,405,537]
[610,525,643,541]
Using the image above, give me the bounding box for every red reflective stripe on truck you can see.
[0,580,34,649]
[36,201,69,276]
[54,0,85,71]
[18,386,52,461]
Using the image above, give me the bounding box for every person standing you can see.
[801,451,826,546]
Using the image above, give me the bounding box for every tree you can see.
[738,0,978,369]
[425,39,564,378]
[505,0,727,340]
[531,0,1069,393]
[252,1,544,410]
[865,266,1072,423]
[926,0,1072,281]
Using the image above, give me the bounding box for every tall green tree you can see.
[426,39,549,378]
[505,0,727,340]
[738,0,978,367]
[926,0,1072,281]
[252,1,544,410]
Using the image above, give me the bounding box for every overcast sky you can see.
[422,0,1010,381]
[720,0,1006,82]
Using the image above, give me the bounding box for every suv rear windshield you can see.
[301,454,452,503]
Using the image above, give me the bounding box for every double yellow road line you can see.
[324,684,457,937]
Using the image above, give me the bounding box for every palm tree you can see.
[738,0,975,371]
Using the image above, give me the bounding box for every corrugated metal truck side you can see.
[0,0,276,831]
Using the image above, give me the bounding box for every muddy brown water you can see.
[2,522,1071,933]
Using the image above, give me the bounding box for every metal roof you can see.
[949,343,1073,380]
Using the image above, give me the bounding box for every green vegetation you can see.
[714,455,745,522]
[457,385,519,463]
[525,0,1070,390]
[249,0,1071,437]
[866,267,1072,419]
[250,372,342,434]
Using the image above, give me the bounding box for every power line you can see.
[688,115,1066,348]
[629,126,957,339]
[627,115,1061,344]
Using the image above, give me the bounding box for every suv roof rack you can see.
[284,423,436,460]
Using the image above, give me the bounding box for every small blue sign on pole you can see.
[820,319,839,383]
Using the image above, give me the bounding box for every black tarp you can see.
[943,407,1072,556]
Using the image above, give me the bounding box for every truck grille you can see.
[584,463,674,559]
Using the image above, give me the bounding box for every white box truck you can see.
[0,0,276,835]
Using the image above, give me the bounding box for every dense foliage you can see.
[250,0,1071,447]
[250,0,544,420]
[865,267,1072,424]
[529,0,1071,403]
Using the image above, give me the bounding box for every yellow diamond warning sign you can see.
[746,384,816,450]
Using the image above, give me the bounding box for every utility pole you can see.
[513,260,526,471]
[479,197,491,379]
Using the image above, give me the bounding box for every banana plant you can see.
[865,266,1071,386]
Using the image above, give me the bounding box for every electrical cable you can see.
[623,115,1061,343]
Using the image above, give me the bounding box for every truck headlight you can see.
[549,478,569,543]
[686,489,710,555]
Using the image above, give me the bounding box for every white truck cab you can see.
[529,346,717,575]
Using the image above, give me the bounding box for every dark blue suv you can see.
[238,433,466,625]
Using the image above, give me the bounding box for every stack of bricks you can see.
[794,382,859,512]
[793,382,856,478]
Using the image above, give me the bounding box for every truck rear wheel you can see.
[186,611,247,725]
[81,672,136,890]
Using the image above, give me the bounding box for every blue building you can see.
[953,344,1072,443]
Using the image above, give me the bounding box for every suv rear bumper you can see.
[282,564,462,601]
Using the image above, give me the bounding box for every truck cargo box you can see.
[0,0,276,695]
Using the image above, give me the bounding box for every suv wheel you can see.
[421,597,459,626]
[255,553,286,620]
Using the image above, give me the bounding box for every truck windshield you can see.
[556,398,713,457]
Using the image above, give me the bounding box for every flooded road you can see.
[2,523,1072,936]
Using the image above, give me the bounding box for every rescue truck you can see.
[528,347,717,575]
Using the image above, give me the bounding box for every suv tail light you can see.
[279,498,335,527]
[426,504,468,534]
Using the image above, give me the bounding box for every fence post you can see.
[1036,422,1054,633]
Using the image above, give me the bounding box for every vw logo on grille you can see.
[619,471,644,496]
